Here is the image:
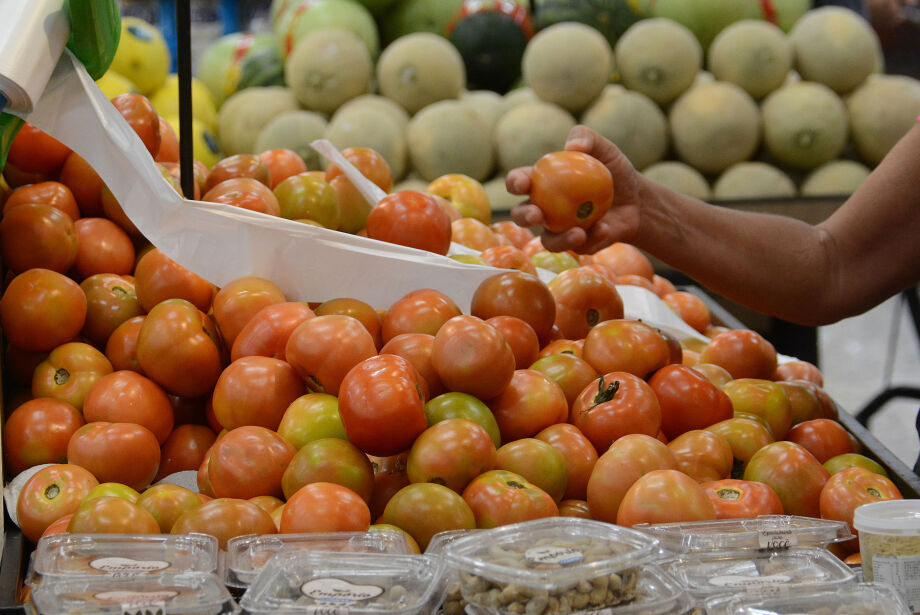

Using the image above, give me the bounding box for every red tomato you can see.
[529,151,613,233]
[617,469,717,526]
[249,495,285,515]
[819,467,902,534]
[652,274,678,298]
[210,276,286,348]
[582,320,670,379]
[80,273,143,347]
[368,452,411,522]
[4,181,80,219]
[491,221,535,249]
[479,245,538,275]
[488,369,568,442]
[548,267,624,339]
[67,421,161,491]
[136,484,203,533]
[211,356,305,431]
[379,333,444,397]
[722,378,793,440]
[485,315,540,370]
[172,498,276,549]
[495,438,568,502]
[534,423,598,501]
[7,123,71,174]
[105,315,145,373]
[72,218,135,279]
[702,478,784,519]
[230,301,315,361]
[325,147,393,192]
[451,217,501,251]
[667,429,734,483]
[3,398,84,475]
[570,372,662,453]
[743,441,830,517]
[32,342,113,411]
[367,191,453,255]
[83,370,175,444]
[285,315,377,396]
[338,354,428,456]
[662,291,712,333]
[40,514,74,539]
[205,154,272,191]
[700,329,778,380]
[155,116,180,163]
[202,177,281,216]
[462,470,559,528]
[776,380,824,426]
[281,482,371,533]
[774,359,824,386]
[133,248,215,313]
[431,315,516,400]
[258,148,308,188]
[314,297,382,350]
[586,434,676,523]
[470,271,556,344]
[281,438,374,502]
[381,482,476,550]
[407,419,497,494]
[649,364,733,440]
[111,93,161,158]
[786,418,858,464]
[17,464,98,543]
[528,353,597,410]
[68,496,160,534]
[592,243,654,280]
[0,203,78,274]
[692,363,734,388]
[537,339,584,359]
[381,289,462,343]
[59,152,105,216]
[155,424,218,481]
[558,500,593,519]
[208,426,295,499]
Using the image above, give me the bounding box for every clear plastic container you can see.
[853,499,920,614]
[635,515,854,554]
[443,517,660,614]
[29,533,219,585]
[239,551,445,615]
[663,546,856,601]
[426,530,483,615]
[225,530,411,589]
[702,581,912,615]
[26,572,238,615]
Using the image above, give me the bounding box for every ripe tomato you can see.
[32,342,113,411]
[155,424,217,480]
[4,181,80,219]
[314,297,382,350]
[105,315,145,373]
[488,369,568,442]
[136,299,224,398]
[205,154,271,191]
[775,380,824,426]
[211,356,305,431]
[7,123,71,173]
[367,191,453,255]
[462,470,558,528]
[273,173,340,227]
[407,419,496,493]
[424,392,502,448]
[155,116,180,163]
[586,433,676,523]
[791,379,839,420]
[381,289,462,343]
[172,498,276,549]
[491,221,535,250]
[528,353,597,410]
[17,463,98,543]
[667,429,734,483]
[3,398,84,475]
[548,267,624,339]
[722,378,793,440]
[380,333,444,397]
[529,151,613,233]
[111,93,161,158]
[558,499,592,519]
[325,147,393,192]
[431,315,516,400]
[136,484,203,533]
[83,370,175,444]
[470,271,556,343]
[59,152,104,216]
[495,438,568,502]
[0,203,78,274]
[479,245,538,275]
[381,483,475,550]
[281,437,374,502]
[208,426,295,499]
[701,478,784,519]
[649,364,733,440]
[743,441,830,517]
[133,248,215,313]
[276,393,346,450]
[281,482,371,533]
[485,315,540,371]
[211,276,286,348]
[534,423,598,501]
[72,218,135,279]
[537,339,584,359]
[786,418,858,463]
[329,174,372,233]
[617,469,717,526]
[231,301,315,361]
[258,148,308,188]
[774,359,824,386]
[819,467,902,534]
[285,315,377,396]
[592,243,654,280]
[700,329,778,380]
[68,496,160,534]
[203,177,281,216]
[80,274,143,346]
[249,495,284,515]
[451,217,501,251]
[338,354,428,456]
[692,362,734,388]
[67,421,161,490]
[571,372,662,453]
[40,514,73,539]
[368,452,411,522]
[662,291,711,333]
[582,320,669,379]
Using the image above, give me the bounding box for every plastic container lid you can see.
[854,500,920,535]
[635,515,854,553]
[702,581,912,615]
[225,530,411,589]
[663,546,856,600]
[239,551,444,615]
[425,529,483,555]
[30,533,219,583]
[27,572,238,615]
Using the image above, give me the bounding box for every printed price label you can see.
[524,546,584,566]
[872,554,920,612]
[758,529,798,550]
[90,557,171,575]
[709,573,792,589]
[301,578,383,604]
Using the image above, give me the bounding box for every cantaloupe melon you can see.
[669,82,761,175]
[650,0,762,50]
[484,176,523,213]
[392,175,429,194]
[254,110,329,169]
[581,88,668,171]
[325,108,408,180]
[494,101,576,173]
[522,22,613,114]
[285,29,372,114]
[761,81,848,170]
[690,71,715,90]
[407,100,494,181]
[789,6,879,95]
[614,18,702,106]
[708,20,792,100]
[460,90,507,136]
[847,75,920,166]
[801,160,871,196]
[643,161,712,200]
[217,86,300,155]
[713,162,796,200]
[503,87,539,111]
[277,0,379,59]
[334,94,410,132]
[376,33,466,114]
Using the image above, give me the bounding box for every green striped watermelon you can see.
[534,0,649,47]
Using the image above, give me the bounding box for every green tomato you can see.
[277,393,347,449]
[83,482,141,503]
[824,453,887,477]
[425,392,501,447]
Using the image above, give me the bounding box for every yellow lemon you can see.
[163,115,222,169]
[150,74,219,132]
[110,17,171,95]
[95,70,138,98]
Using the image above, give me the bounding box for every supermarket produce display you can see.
[1,0,920,613]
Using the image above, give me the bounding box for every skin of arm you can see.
[508,124,920,327]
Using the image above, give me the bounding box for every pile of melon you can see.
[188,0,920,206]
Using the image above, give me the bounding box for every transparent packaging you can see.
[443,517,660,614]
[240,551,445,615]
[26,572,238,615]
[702,581,912,615]
[635,515,854,554]
[29,533,219,585]
[663,546,856,601]
[426,530,483,615]
[225,530,411,589]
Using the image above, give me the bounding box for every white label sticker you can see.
[758,529,798,550]
[93,590,178,605]
[709,573,792,589]
[301,578,384,604]
[872,554,920,612]
[90,557,171,575]
[524,546,584,566]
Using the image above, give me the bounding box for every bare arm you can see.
[509,124,920,326]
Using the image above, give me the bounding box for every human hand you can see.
[507,125,642,254]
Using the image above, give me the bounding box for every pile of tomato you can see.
[0,91,904,562]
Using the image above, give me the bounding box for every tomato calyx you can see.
[45,483,61,500]
[583,376,620,414]
[585,308,600,327]
[576,201,595,221]
[54,368,70,385]
[112,285,130,298]
[716,487,742,501]
[867,487,882,498]
[506,480,526,490]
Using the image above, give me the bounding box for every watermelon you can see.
[196,33,284,107]
[380,0,464,45]
[534,0,649,47]
[276,0,379,59]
